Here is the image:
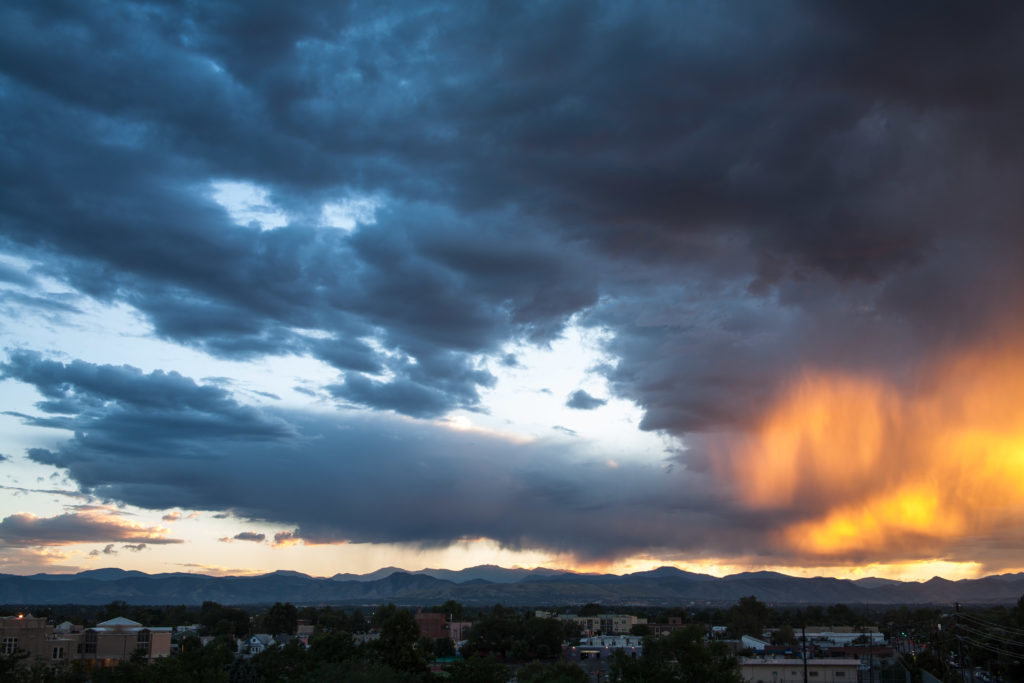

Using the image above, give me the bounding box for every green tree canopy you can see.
[263,602,298,636]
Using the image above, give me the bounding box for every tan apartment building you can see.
[1,614,171,669]
[77,617,172,667]
[2,614,77,664]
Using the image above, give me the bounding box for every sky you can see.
[2,1,1024,583]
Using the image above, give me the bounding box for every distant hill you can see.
[330,564,570,584]
[3,566,1024,607]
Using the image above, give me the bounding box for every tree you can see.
[446,654,509,683]
[521,616,565,659]
[518,660,590,683]
[440,599,464,621]
[200,602,249,638]
[350,609,369,633]
[771,624,795,646]
[729,596,769,638]
[0,650,30,680]
[433,637,456,658]
[264,602,298,636]
[610,625,743,683]
[309,631,359,665]
[373,604,428,675]
[99,601,131,622]
[579,603,602,617]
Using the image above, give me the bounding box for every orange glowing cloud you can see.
[711,333,1024,566]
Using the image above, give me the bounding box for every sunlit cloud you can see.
[175,563,265,577]
[0,547,78,574]
[709,332,1024,566]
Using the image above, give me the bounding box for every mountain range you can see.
[2,565,1023,607]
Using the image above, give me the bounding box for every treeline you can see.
[0,601,744,683]
[0,601,371,638]
[11,596,1024,682]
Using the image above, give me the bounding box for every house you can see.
[244,633,276,655]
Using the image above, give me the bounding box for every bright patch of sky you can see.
[209,180,289,231]
[448,320,676,463]
[320,195,382,231]
[0,252,672,574]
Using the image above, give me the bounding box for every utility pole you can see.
[802,624,808,683]
[956,603,966,683]
[864,605,874,683]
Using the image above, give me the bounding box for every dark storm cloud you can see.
[2,0,1017,417]
[3,352,781,562]
[0,0,1017,429]
[3,0,1024,564]
[566,390,607,411]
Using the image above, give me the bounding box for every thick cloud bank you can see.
[3,1,1024,570]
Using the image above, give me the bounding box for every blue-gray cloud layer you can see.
[3,353,752,562]
[3,1,1024,562]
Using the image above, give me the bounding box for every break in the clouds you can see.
[2,0,1024,575]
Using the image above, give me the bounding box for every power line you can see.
[956,622,1024,651]
[959,634,1024,660]
[957,613,1024,638]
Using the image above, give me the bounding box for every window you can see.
[52,646,64,660]
[136,629,151,652]
[835,673,846,678]
[1,637,17,655]
[85,630,97,654]
[809,673,819,678]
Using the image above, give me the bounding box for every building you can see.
[804,627,885,647]
[741,635,771,651]
[1,614,170,669]
[414,610,448,640]
[740,657,860,683]
[558,613,647,636]
[243,633,276,655]
[566,635,644,662]
[2,614,76,664]
[76,617,172,667]
[448,620,472,643]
